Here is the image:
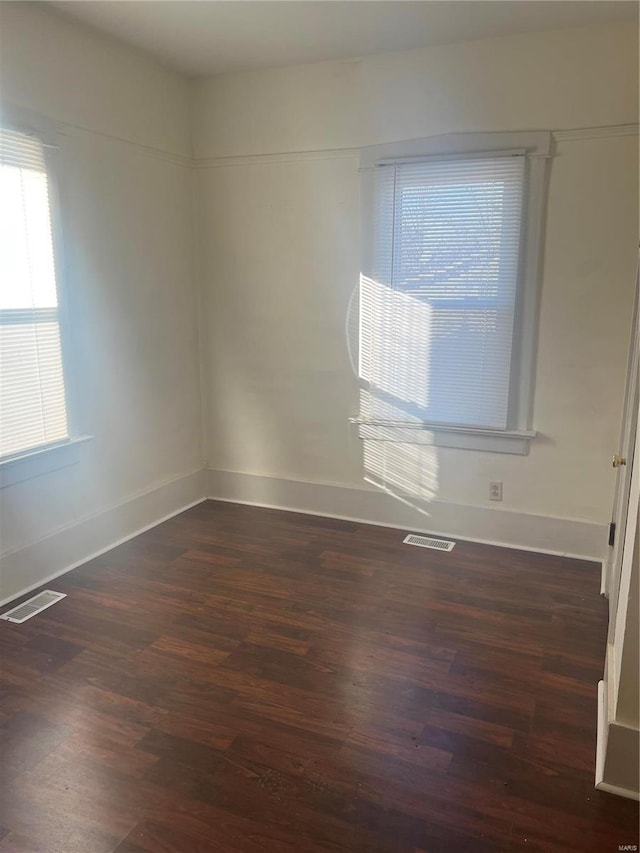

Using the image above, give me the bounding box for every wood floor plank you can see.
[0,500,637,852]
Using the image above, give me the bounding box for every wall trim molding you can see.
[207,468,606,561]
[192,124,638,169]
[0,468,207,607]
[553,123,639,142]
[57,120,191,168]
[3,102,191,166]
[192,147,359,170]
[47,121,637,170]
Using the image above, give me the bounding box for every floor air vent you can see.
[403,534,455,552]
[0,590,66,624]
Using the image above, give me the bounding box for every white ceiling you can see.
[50,1,638,78]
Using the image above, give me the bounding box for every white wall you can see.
[1,2,190,158]
[0,9,638,601]
[193,21,636,158]
[0,3,203,602]
[195,22,639,555]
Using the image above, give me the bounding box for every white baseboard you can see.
[207,469,606,561]
[0,468,207,606]
[0,465,606,611]
[600,560,608,597]
[596,779,640,801]
[596,679,640,800]
[596,679,609,789]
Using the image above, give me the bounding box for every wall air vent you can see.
[0,590,66,623]
[403,534,455,552]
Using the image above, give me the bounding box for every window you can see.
[357,131,551,454]
[0,123,72,462]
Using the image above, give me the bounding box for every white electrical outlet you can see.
[489,480,503,501]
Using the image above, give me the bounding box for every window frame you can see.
[0,105,89,486]
[357,130,552,455]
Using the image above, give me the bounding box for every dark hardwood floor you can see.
[0,500,638,852]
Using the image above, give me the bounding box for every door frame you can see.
[605,264,639,642]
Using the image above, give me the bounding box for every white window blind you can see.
[0,126,70,459]
[360,153,525,433]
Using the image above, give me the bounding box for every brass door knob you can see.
[612,455,627,468]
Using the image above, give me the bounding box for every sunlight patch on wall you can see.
[363,435,439,515]
[354,274,440,514]
[359,275,433,417]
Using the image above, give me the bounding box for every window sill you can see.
[353,421,535,455]
[0,435,93,488]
